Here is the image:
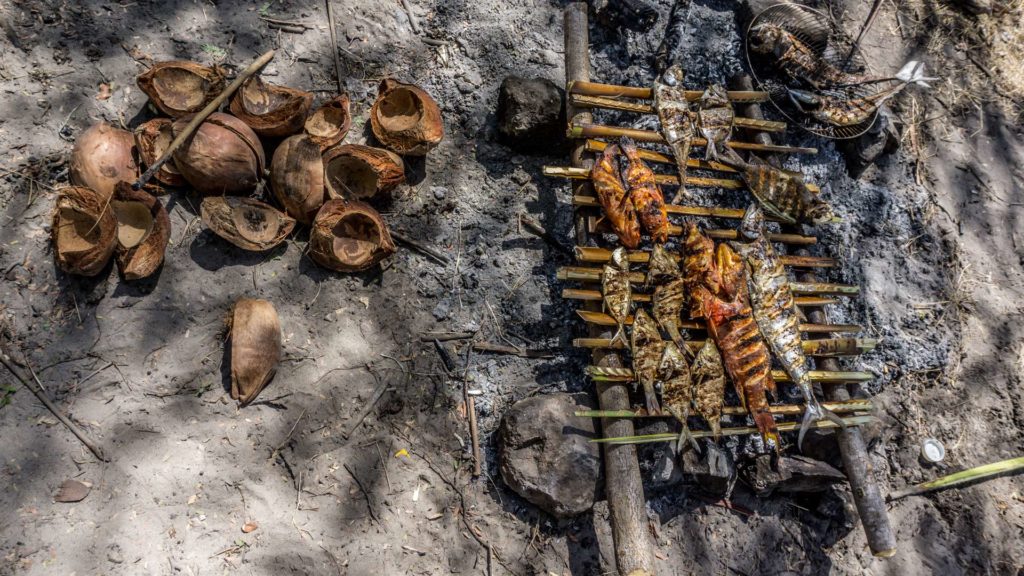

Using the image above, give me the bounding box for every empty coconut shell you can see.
[309,199,395,272]
[323,144,405,201]
[229,298,280,406]
[172,112,265,195]
[229,76,313,138]
[201,196,296,251]
[304,94,351,150]
[137,60,226,118]
[134,118,186,188]
[112,182,170,280]
[270,134,326,224]
[69,123,139,199]
[370,79,443,156]
[51,186,117,276]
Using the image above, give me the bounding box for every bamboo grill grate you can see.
[543,77,877,446]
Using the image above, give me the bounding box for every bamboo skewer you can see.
[570,335,878,356]
[573,246,835,268]
[585,216,818,245]
[569,123,819,155]
[546,165,822,195]
[562,287,837,307]
[587,365,874,384]
[575,398,873,419]
[569,93,787,132]
[592,415,876,445]
[575,310,861,334]
[558,267,859,295]
[567,80,769,103]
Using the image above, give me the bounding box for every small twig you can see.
[324,0,343,95]
[341,373,392,439]
[399,0,421,34]
[391,229,450,265]
[472,341,556,359]
[419,331,475,342]
[259,15,313,29]
[374,441,392,491]
[518,213,572,256]
[432,339,457,375]
[343,463,380,523]
[461,344,482,478]
[269,408,307,460]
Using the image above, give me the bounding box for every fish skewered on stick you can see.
[658,341,698,452]
[682,223,726,317]
[695,84,734,161]
[653,65,694,204]
[719,147,834,226]
[653,278,687,351]
[730,204,845,449]
[602,247,633,348]
[620,137,671,244]
[631,309,665,415]
[691,339,726,439]
[590,143,641,248]
[646,243,680,286]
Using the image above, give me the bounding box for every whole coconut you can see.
[172,112,265,195]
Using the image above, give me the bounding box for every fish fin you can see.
[797,397,830,452]
[752,409,780,452]
[895,60,938,88]
[717,146,747,170]
[643,382,662,416]
[611,324,629,350]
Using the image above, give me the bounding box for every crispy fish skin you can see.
[653,65,694,204]
[646,243,680,286]
[691,339,726,439]
[602,247,632,348]
[590,144,641,248]
[620,137,670,244]
[653,278,686,350]
[631,309,664,415]
[789,83,903,127]
[682,223,725,318]
[658,341,696,451]
[717,148,834,226]
[748,23,869,89]
[696,84,734,162]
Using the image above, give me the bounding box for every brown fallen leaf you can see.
[54,479,92,503]
[96,83,112,100]
[242,521,258,533]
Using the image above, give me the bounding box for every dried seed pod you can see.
[309,199,395,272]
[112,182,170,280]
[270,134,326,224]
[69,123,139,199]
[172,112,265,195]
[228,76,313,137]
[370,79,443,156]
[229,298,280,406]
[133,118,186,188]
[200,196,296,251]
[136,60,226,118]
[323,144,405,201]
[51,186,117,276]
[304,94,351,150]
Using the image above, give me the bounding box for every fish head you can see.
[748,24,785,56]
[661,64,685,87]
[786,89,821,112]
[737,204,765,241]
[631,309,660,347]
[611,246,630,270]
[700,84,730,108]
[805,198,836,225]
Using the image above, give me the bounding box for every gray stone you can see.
[496,76,566,155]
[431,299,450,321]
[679,442,737,497]
[740,454,846,496]
[839,106,900,178]
[498,393,602,517]
[431,186,448,200]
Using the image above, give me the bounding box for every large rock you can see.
[740,454,846,496]
[678,441,737,497]
[839,106,900,178]
[496,76,566,155]
[498,393,602,517]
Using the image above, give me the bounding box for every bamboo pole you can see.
[585,139,740,172]
[573,246,835,268]
[575,398,873,418]
[586,365,873,384]
[568,123,819,155]
[567,80,769,103]
[546,165,822,195]
[568,93,787,132]
[570,335,877,356]
[558,267,859,295]
[562,287,838,307]
[575,310,861,334]
[585,216,818,245]
[593,415,876,445]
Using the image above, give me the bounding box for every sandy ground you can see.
[1,0,1023,575]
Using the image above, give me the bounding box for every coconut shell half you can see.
[137,61,226,118]
[304,94,351,150]
[370,79,443,156]
[69,122,139,199]
[201,196,296,251]
[229,76,313,138]
[229,298,280,406]
[51,186,117,276]
[309,199,395,272]
[270,134,326,224]
[134,118,185,188]
[112,182,170,280]
[172,112,265,195]
[323,144,405,202]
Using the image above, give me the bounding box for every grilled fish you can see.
[653,65,694,204]
[653,278,687,350]
[696,84,734,162]
[646,243,680,286]
[788,61,935,126]
[719,148,834,226]
[591,143,641,248]
[602,247,632,348]
[691,339,726,440]
[748,23,880,89]
[731,205,843,449]
[620,137,670,244]
[631,308,665,415]
[682,223,725,318]
[658,341,697,452]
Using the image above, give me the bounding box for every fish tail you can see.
[676,425,699,455]
[643,381,662,415]
[717,145,747,170]
[666,325,685,351]
[895,60,937,88]
[796,393,828,451]
[752,407,780,453]
[611,323,629,350]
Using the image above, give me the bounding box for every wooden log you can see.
[566,80,768,103]
[573,246,835,268]
[568,93,787,132]
[575,309,861,334]
[568,123,818,155]
[570,335,877,356]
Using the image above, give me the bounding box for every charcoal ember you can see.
[592,0,658,32]
[498,393,602,518]
[740,454,846,496]
[496,77,567,155]
[839,106,900,178]
[679,441,736,497]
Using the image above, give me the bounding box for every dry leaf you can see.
[96,83,112,100]
[54,479,92,503]
[242,522,258,533]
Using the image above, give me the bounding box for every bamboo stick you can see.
[573,246,835,268]
[546,165,822,195]
[585,216,818,245]
[569,93,787,132]
[568,123,819,155]
[561,287,838,307]
[575,310,861,334]
[586,365,874,384]
[558,266,858,295]
[592,415,876,445]
[570,335,877,356]
[567,80,769,103]
[575,398,873,418]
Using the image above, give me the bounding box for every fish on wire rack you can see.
[691,339,726,439]
[719,147,834,226]
[590,143,641,248]
[788,61,935,127]
[695,84,734,161]
[653,65,694,204]
[730,204,844,449]
[646,243,681,286]
[631,309,665,415]
[653,278,687,351]
[682,223,725,318]
[602,247,632,348]
[620,137,670,244]
[658,341,697,452]
[748,22,883,89]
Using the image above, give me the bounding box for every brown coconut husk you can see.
[51,186,118,276]
[229,298,280,406]
[111,182,170,280]
[369,79,443,156]
[69,123,139,199]
[200,196,296,251]
[133,118,186,188]
[304,94,351,150]
[323,144,405,202]
[308,199,395,272]
[270,134,326,224]
[137,60,226,118]
[172,112,265,195]
[229,76,314,138]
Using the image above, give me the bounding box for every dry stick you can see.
[568,93,787,132]
[341,373,392,440]
[461,344,482,478]
[419,331,476,342]
[324,0,343,95]
[575,309,860,333]
[588,365,874,384]
[564,4,654,575]
[594,415,875,444]
[400,0,421,34]
[547,166,823,195]
[568,123,818,155]
[391,229,450,265]
[0,349,107,461]
[566,80,768,102]
[132,50,275,190]
[518,213,572,256]
[343,463,380,524]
